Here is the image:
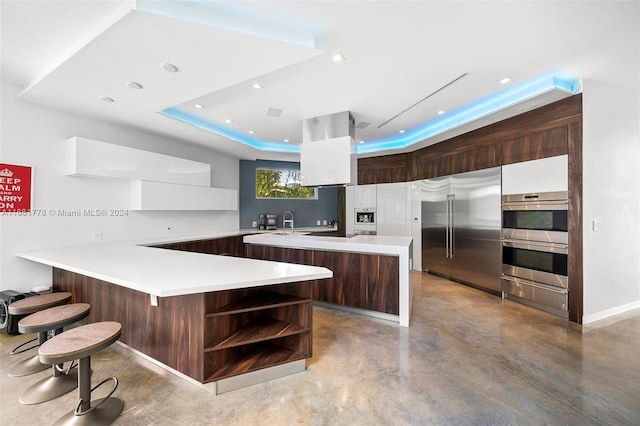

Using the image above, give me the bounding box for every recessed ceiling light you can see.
[437,110,445,115]
[252,82,263,89]
[359,140,365,144]
[399,129,405,134]
[499,77,512,84]
[248,130,255,134]
[98,96,114,103]
[332,51,346,62]
[125,80,143,90]
[225,119,234,123]
[283,139,290,143]
[161,62,179,73]
[194,103,204,109]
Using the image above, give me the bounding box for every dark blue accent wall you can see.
[239,159,338,229]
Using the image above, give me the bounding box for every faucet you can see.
[283,210,294,235]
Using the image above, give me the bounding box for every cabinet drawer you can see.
[502,276,567,312]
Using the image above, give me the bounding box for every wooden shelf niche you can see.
[203,286,312,383]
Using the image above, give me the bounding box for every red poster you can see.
[0,163,32,212]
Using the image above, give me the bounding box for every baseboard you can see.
[582,300,640,324]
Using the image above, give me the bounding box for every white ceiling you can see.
[0,1,620,161]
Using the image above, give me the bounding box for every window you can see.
[256,168,317,199]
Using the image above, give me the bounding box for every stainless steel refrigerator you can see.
[421,167,502,292]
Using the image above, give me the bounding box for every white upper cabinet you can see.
[502,155,568,195]
[66,137,210,186]
[66,137,237,211]
[354,184,377,208]
[130,181,237,211]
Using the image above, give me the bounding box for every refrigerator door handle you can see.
[445,194,450,258]
[450,193,455,258]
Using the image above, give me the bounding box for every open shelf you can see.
[206,317,309,351]
[203,282,313,384]
[205,342,309,383]
[207,291,310,317]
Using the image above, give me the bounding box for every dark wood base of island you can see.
[52,268,313,385]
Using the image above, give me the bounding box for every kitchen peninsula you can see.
[243,233,413,327]
[17,242,332,393]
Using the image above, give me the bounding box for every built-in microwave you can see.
[354,208,376,225]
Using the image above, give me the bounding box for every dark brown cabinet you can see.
[245,244,400,315]
[152,235,246,257]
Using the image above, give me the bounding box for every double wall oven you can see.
[501,191,569,317]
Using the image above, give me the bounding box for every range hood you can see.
[300,111,357,186]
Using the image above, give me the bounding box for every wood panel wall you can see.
[351,94,584,323]
[54,268,206,381]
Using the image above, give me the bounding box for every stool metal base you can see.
[53,397,124,426]
[19,369,78,405]
[8,354,49,377]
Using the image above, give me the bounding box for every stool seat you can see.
[9,292,72,316]
[40,321,124,426]
[19,303,91,334]
[39,321,121,365]
[8,293,76,377]
[17,304,92,405]
[8,292,73,363]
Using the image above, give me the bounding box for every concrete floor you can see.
[1,271,639,425]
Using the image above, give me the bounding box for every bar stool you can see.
[8,292,73,376]
[18,303,91,404]
[39,321,124,426]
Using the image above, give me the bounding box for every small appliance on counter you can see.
[258,214,278,230]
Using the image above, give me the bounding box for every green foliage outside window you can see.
[256,169,317,199]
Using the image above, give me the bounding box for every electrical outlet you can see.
[92,230,102,240]
[323,220,328,226]
[316,220,321,226]
[252,221,257,228]
[165,227,172,234]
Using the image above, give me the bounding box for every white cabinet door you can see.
[130,181,237,211]
[345,186,355,235]
[66,137,210,186]
[502,155,568,195]
[354,184,376,208]
[376,182,411,237]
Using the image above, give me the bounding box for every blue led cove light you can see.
[357,72,580,154]
[161,72,579,155]
[160,108,300,153]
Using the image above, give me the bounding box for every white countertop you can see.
[18,243,332,297]
[243,233,412,256]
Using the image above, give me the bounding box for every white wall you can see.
[581,3,640,322]
[0,80,239,293]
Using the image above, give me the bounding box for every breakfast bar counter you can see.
[18,243,332,392]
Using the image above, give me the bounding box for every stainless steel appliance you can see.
[355,208,376,225]
[353,207,377,235]
[421,167,502,293]
[501,191,568,243]
[258,214,277,230]
[501,191,569,317]
[0,290,27,335]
